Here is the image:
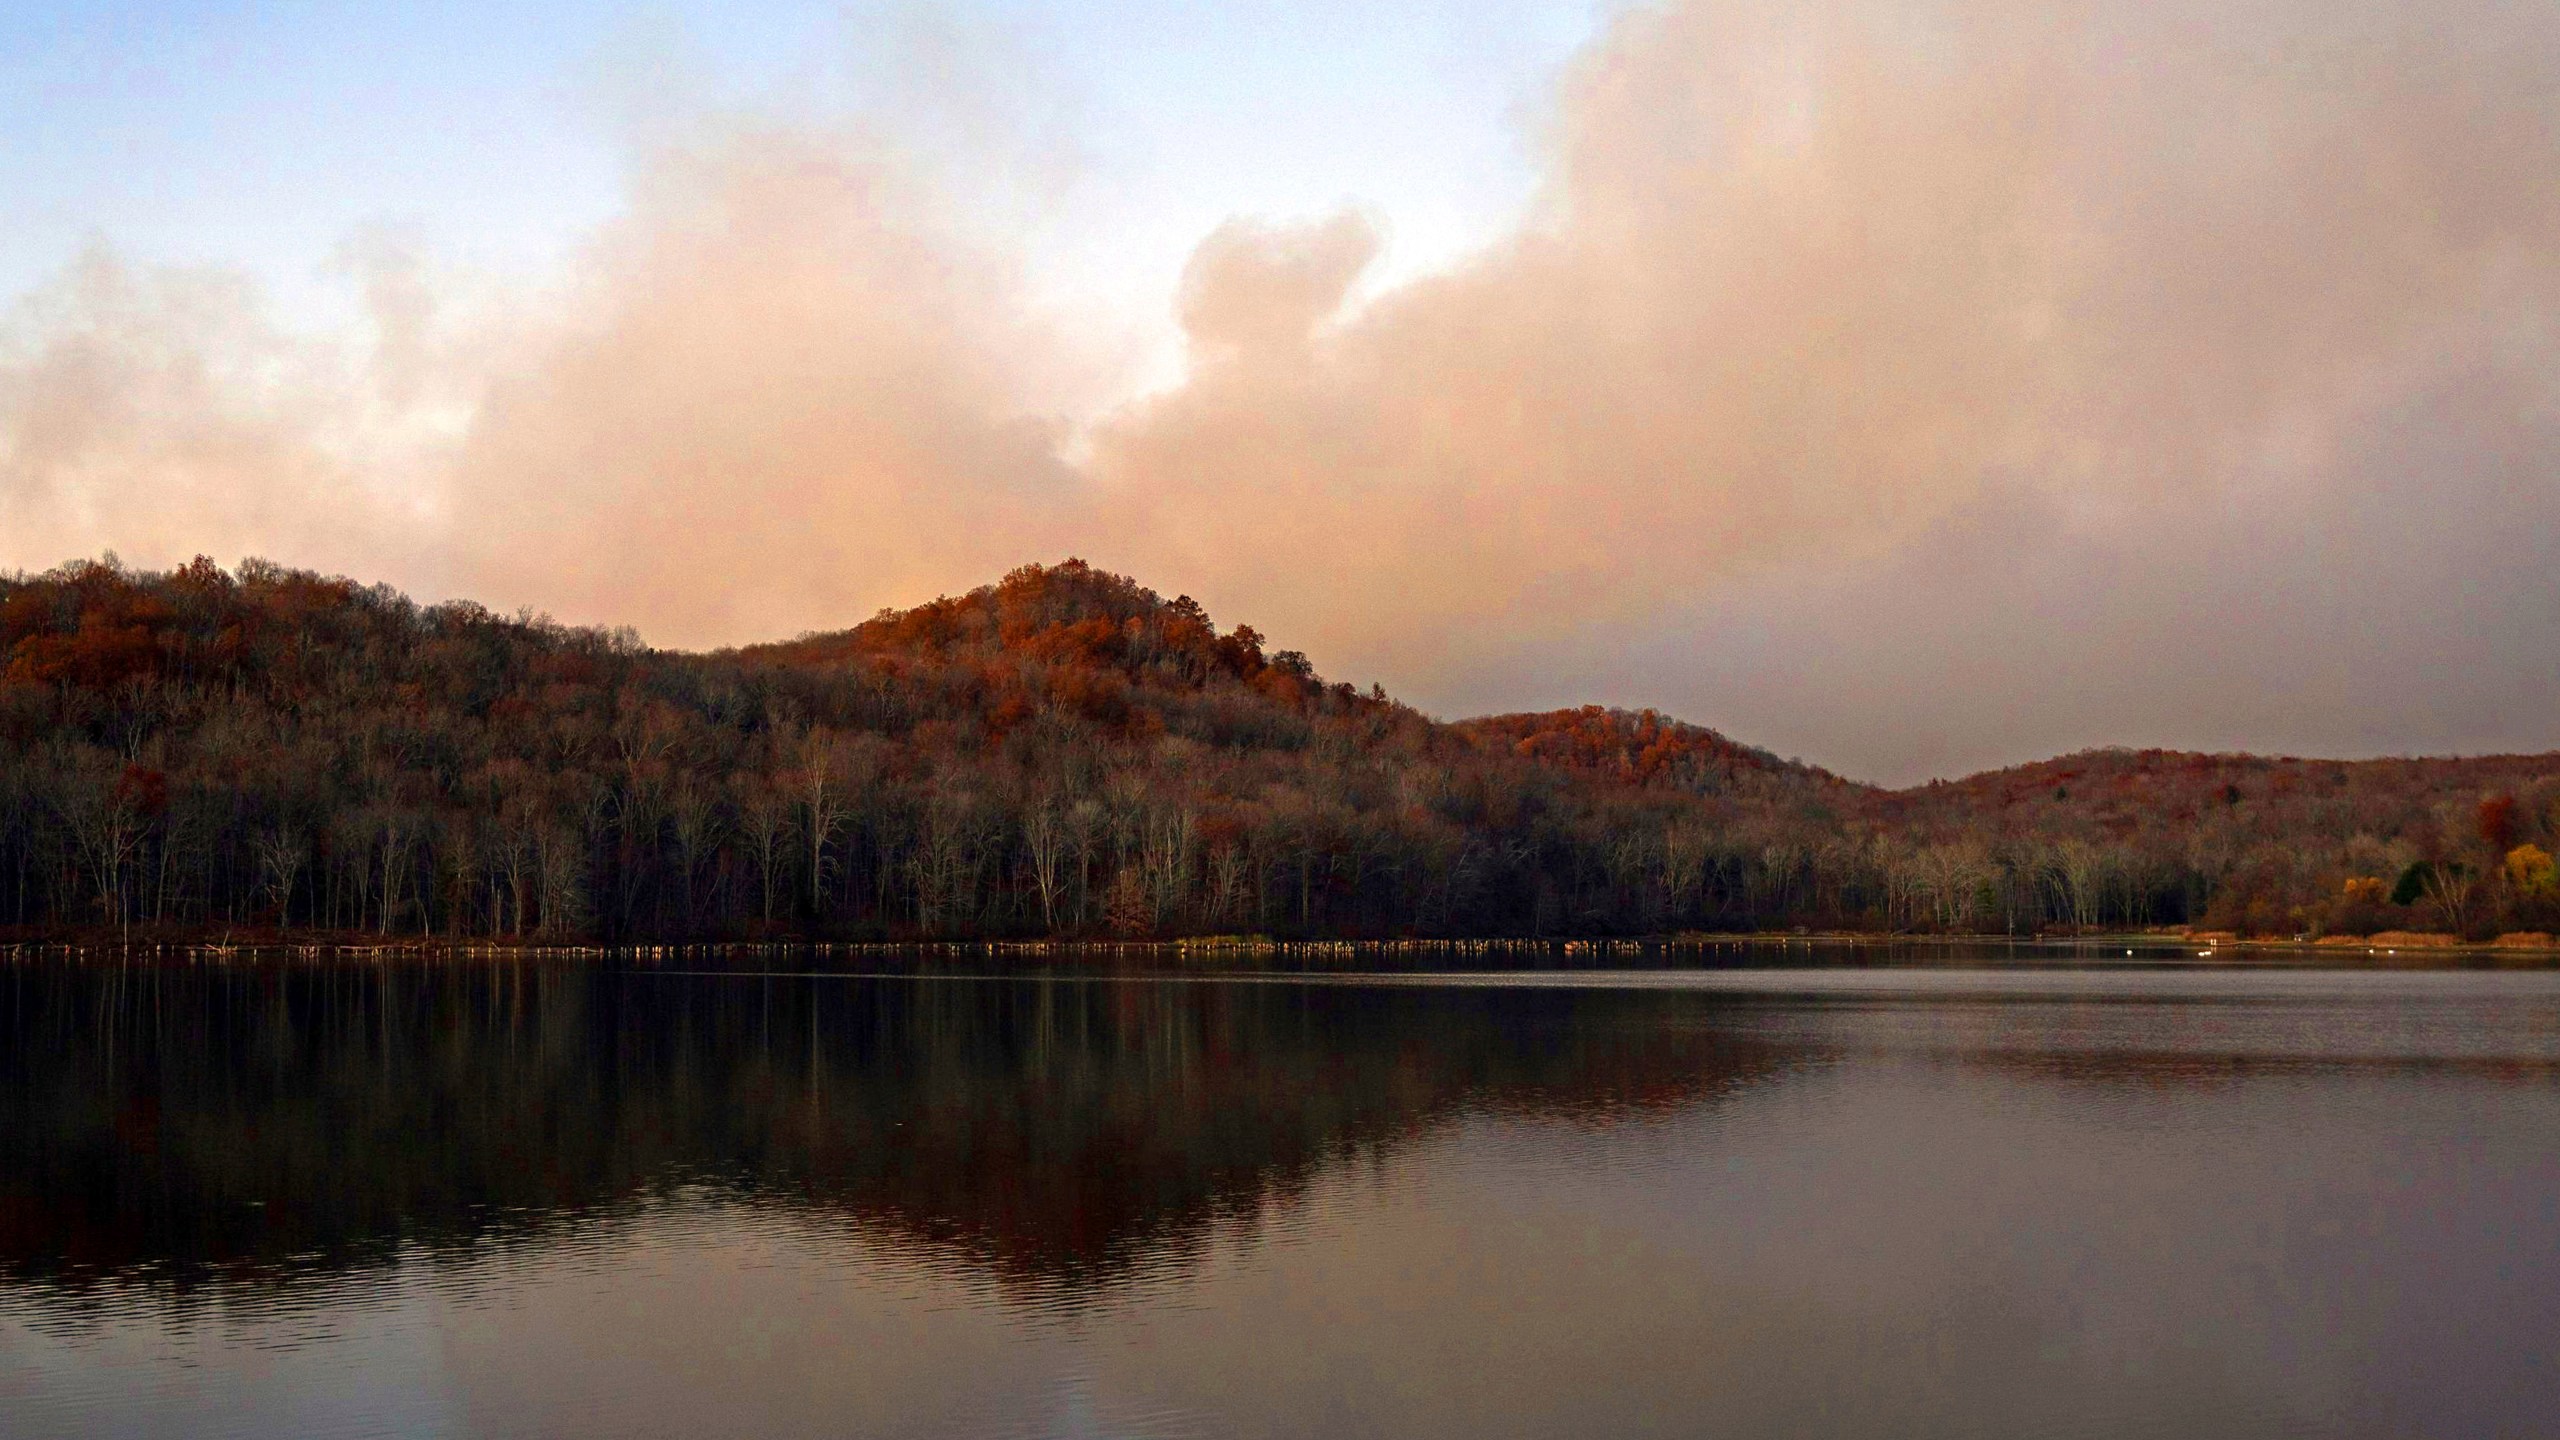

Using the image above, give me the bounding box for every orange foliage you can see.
[734,560,1329,741]
[1455,706,1832,793]
[8,552,2560,944]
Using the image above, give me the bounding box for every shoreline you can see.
[6,929,2558,964]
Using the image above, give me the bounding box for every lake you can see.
[3,951,2557,1438]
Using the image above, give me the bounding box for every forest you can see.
[4,554,2557,943]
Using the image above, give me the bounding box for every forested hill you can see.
[1454,707,1854,798]
[4,555,2557,943]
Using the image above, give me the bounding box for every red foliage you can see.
[7,613,166,689]
[0,555,382,700]
[2480,794,2521,851]
[1455,707,1837,793]
[11,552,2560,944]
[114,765,169,817]
[732,560,1336,741]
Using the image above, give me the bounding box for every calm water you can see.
[3,954,2558,1439]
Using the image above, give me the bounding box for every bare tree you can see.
[534,821,588,937]
[1139,805,1197,926]
[2422,861,2482,936]
[1658,823,1712,918]
[738,776,794,926]
[909,790,989,933]
[2050,839,2105,931]
[789,727,855,919]
[1205,841,1250,928]
[46,747,149,941]
[1067,798,1106,927]
[374,809,418,936]
[492,802,540,936]
[1912,841,1994,931]
[1023,800,1071,932]
[253,822,308,926]
[667,775,722,934]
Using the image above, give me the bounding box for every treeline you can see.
[1472,707,2560,938]
[1862,747,2560,938]
[4,554,2557,942]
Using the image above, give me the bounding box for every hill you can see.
[1865,746,2560,936]
[3,555,2556,941]
[1453,707,1855,800]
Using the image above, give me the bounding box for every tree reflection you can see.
[0,958,1786,1302]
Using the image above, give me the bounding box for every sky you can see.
[5,0,2559,785]
[0,1,1599,370]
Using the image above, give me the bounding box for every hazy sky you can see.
[0,1,1598,365]
[5,0,2558,784]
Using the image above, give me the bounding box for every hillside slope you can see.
[3,555,2555,941]
[1454,707,1858,801]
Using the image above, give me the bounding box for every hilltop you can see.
[1454,707,1855,800]
[3,555,2556,942]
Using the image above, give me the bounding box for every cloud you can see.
[5,0,2560,778]
[444,120,1091,645]
[1096,0,2560,678]
[0,230,466,593]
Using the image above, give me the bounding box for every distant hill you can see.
[1879,746,2560,839]
[3,555,2555,942]
[1454,706,1857,799]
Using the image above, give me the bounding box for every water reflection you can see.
[0,959,1785,1307]
[5,957,2560,1440]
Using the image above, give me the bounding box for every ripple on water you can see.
[4,962,2558,1438]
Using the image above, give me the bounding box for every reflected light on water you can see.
[3,954,2558,1438]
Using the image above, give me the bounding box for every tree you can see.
[2420,862,2480,936]
[46,748,155,940]
[738,776,794,928]
[254,822,308,926]
[667,775,722,935]
[492,803,540,936]
[2050,840,2105,931]
[910,789,989,933]
[2479,795,2522,852]
[2504,844,2557,903]
[372,809,419,936]
[788,727,854,920]
[1022,800,1071,932]
[1912,842,1993,931]
[534,823,588,938]
[10,553,2560,946]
